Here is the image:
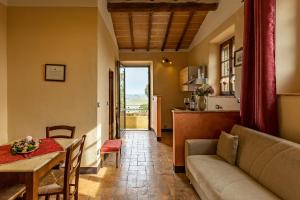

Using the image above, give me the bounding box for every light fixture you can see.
[162,57,173,65]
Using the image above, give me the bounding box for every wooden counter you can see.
[172,109,240,172]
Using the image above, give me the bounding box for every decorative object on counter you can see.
[234,47,243,67]
[189,101,196,111]
[161,57,172,65]
[184,98,190,110]
[197,96,207,111]
[195,84,214,111]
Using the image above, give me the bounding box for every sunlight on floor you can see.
[75,131,200,200]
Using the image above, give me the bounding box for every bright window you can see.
[220,37,235,95]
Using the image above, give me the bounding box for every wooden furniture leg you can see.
[100,153,104,168]
[25,172,39,200]
[116,152,119,168]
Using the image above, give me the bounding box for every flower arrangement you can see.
[11,136,40,155]
[196,84,214,96]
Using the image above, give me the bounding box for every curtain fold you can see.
[241,0,278,136]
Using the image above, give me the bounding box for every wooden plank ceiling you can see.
[108,0,219,51]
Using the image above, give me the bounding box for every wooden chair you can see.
[0,184,26,200]
[46,125,76,139]
[38,135,86,200]
[100,139,122,168]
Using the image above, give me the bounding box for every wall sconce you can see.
[162,57,173,65]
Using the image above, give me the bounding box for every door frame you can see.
[109,70,114,139]
[118,64,151,131]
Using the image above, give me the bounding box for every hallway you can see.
[78,131,200,199]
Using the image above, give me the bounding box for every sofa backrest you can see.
[231,125,300,200]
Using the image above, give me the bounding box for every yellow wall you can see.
[97,2,119,157]
[120,52,188,129]
[187,3,300,144]
[7,7,98,167]
[276,0,300,93]
[276,0,300,143]
[0,2,7,145]
[278,95,300,143]
[188,7,244,98]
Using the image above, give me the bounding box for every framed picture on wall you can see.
[45,64,66,82]
[234,47,243,67]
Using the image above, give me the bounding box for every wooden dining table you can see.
[0,138,77,200]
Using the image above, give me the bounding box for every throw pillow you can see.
[217,131,239,165]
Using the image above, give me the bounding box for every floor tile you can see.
[44,131,200,200]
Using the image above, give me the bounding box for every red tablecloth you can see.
[0,138,64,164]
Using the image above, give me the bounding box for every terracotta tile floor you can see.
[56,131,200,199]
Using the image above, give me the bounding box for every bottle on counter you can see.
[189,92,196,111]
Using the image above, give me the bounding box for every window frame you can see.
[219,37,235,96]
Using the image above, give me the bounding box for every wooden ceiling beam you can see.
[147,12,153,51]
[161,12,174,51]
[128,12,135,51]
[176,11,195,51]
[107,2,218,12]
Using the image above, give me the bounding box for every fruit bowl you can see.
[11,136,40,155]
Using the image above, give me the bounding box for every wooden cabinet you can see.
[152,96,161,140]
[172,110,240,172]
[179,66,207,92]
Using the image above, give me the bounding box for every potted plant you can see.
[195,84,214,111]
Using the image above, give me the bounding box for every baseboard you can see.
[80,159,102,174]
[161,128,173,132]
[173,165,185,173]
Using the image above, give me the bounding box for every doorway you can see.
[118,65,150,131]
[109,70,114,139]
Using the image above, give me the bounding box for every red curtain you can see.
[241,0,278,136]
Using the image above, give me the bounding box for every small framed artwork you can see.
[45,64,66,82]
[234,47,243,67]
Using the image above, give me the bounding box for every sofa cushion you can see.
[187,155,280,200]
[217,131,239,165]
[231,125,300,200]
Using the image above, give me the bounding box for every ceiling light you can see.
[162,57,173,65]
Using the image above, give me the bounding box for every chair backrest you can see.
[63,135,86,199]
[46,125,76,139]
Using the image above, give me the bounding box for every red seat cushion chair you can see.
[100,139,122,168]
[101,139,122,153]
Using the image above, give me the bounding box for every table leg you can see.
[25,172,39,200]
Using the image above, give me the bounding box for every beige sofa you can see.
[185,125,300,200]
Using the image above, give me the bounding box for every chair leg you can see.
[45,195,49,200]
[74,190,79,200]
[100,153,104,168]
[116,152,119,168]
[56,194,60,200]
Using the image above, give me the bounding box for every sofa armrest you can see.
[185,139,218,158]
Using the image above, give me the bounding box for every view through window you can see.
[220,37,235,95]
[120,67,149,130]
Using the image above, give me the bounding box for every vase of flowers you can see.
[195,84,214,111]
